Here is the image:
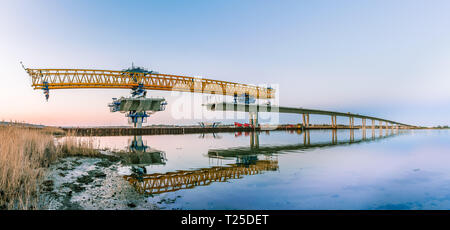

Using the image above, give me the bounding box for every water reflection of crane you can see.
[198,133,222,139]
[123,158,278,195]
[115,135,167,166]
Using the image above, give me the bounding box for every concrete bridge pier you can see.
[307,114,310,128]
[362,118,367,139]
[387,123,391,136]
[302,114,310,128]
[385,122,389,136]
[249,112,259,128]
[331,115,337,128]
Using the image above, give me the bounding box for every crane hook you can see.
[20,61,27,70]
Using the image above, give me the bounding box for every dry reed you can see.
[57,131,100,157]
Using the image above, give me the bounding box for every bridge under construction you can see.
[23,64,418,130]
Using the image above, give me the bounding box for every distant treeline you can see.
[0,121,45,128]
[433,125,449,129]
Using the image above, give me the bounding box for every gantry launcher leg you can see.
[127,111,148,128]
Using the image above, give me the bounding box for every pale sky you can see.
[1,0,449,127]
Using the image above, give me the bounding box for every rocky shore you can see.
[38,152,159,210]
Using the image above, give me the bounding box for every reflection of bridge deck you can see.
[123,159,278,195]
[209,131,400,158]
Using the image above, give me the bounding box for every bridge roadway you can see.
[205,103,416,129]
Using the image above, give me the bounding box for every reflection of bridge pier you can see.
[332,129,337,144]
[303,130,310,145]
[350,129,355,142]
[212,129,404,159]
[250,131,259,149]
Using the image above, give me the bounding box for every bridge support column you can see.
[302,114,306,129]
[302,114,310,128]
[331,115,337,128]
[362,118,366,140]
[306,114,310,128]
[135,119,142,128]
[249,112,258,128]
[349,116,354,129]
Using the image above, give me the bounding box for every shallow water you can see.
[77,129,450,210]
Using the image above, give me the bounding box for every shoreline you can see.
[38,152,159,210]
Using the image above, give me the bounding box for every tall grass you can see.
[0,126,99,210]
[58,131,100,157]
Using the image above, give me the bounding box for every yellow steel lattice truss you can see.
[25,69,275,99]
[123,159,279,195]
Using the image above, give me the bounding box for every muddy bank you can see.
[38,152,159,210]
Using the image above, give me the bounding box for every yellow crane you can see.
[24,65,275,100]
[23,63,275,127]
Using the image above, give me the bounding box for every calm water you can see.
[81,129,450,210]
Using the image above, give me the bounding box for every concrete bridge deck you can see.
[205,102,417,129]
